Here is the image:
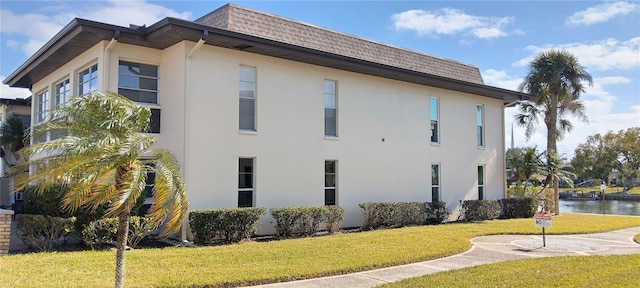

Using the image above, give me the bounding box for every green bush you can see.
[425,202,450,224]
[460,200,501,222]
[22,184,148,231]
[325,206,345,233]
[499,198,537,219]
[270,206,338,238]
[189,207,266,244]
[16,214,75,251]
[359,202,449,230]
[81,216,156,249]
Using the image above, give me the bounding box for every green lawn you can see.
[379,255,640,288]
[1,213,640,288]
[560,186,640,194]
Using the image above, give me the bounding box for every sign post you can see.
[600,183,606,215]
[534,214,552,247]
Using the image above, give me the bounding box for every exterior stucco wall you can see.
[184,44,506,230]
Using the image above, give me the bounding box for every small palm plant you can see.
[9,92,188,288]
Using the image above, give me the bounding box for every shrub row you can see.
[460,200,501,222]
[81,216,156,249]
[359,202,449,230]
[17,214,156,251]
[270,206,344,238]
[459,198,536,221]
[189,207,266,244]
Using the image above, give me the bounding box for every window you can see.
[118,61,159,103]
[78,64,98,96]
[477,105,484,147]
[431,163,440,202]
[430,97,439,143]
[238,158,254,207]
[325,160,337,205]
[55,79,70,106]
[324,80,337,137]
[145,166,156,199]
[146,108,161,134]
[36,90,49,123]
[478,165,485,200]
[239,66,256,131]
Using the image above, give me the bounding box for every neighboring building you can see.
[3,4,527,232]
[0,97,31,209]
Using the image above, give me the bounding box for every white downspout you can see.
[103,38,118,92]
[182,38,205,241]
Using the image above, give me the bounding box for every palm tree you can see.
[516,50,592,214]
[0,114,28,167]
[540,151,576,212]
[10,92,189,288]
[506,147,544,198]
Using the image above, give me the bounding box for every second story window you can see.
[430,97,439,144]
[55,79,70,106]
[118,61,159,104]
[324,80,337,137]
[36,90,49,123]
[477,105,484,147]
[239,66,256,131]
[78,64,98,96]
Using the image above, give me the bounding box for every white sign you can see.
[534,214,552,228]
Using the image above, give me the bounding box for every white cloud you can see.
[513,37,640,71]
[0,0,191,56]
[0,76,31,99]
[566,1,639,26]
[482,69,523,91]
[391,8,515,39]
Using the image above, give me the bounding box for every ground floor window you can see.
[238,158,254,207]
[478,165,484,200]
[431,163,440,202]
[325,160,337,205]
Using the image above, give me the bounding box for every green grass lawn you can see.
[559,186,640,194]
[379,255,640,288]
[1,213,640,288]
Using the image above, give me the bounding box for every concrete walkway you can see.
[245,227,640,288]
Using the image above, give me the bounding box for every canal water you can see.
[559,200,640,216]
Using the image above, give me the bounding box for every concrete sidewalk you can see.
[245,227,640,288]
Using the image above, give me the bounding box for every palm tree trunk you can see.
[115,212,130,288]
[547,92,560,215]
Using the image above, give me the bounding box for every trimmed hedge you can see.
[460,200,501,222]
[23,184,147,231]
[16,214,75,251]
[189,207,266,244]
[270,206,345,238]
[81,216,156,249]
[499,198,537,219]
[359,202,449,230]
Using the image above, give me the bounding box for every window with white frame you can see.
[55,79,70,106]
[478,165,484,200]
[325,160,337,205]
[143,164,156,205]
[36,90,49,123]
[324,80,337,137]
[118,61,159,103]
[239,66,256,131]
[78,64,98,96]
[238,158,254,207]
[477,105,484,147]
[431,163,440,202]
[430,97,439,144]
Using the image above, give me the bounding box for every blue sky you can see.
[1,0,639,159]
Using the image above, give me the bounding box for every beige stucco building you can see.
[3,4,527,231]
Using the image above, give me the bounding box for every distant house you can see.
[3,4,527,232]
[0,97,31,209]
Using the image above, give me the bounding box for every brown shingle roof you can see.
[196,4,484,85]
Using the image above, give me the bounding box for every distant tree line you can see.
[571,127,640,188]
